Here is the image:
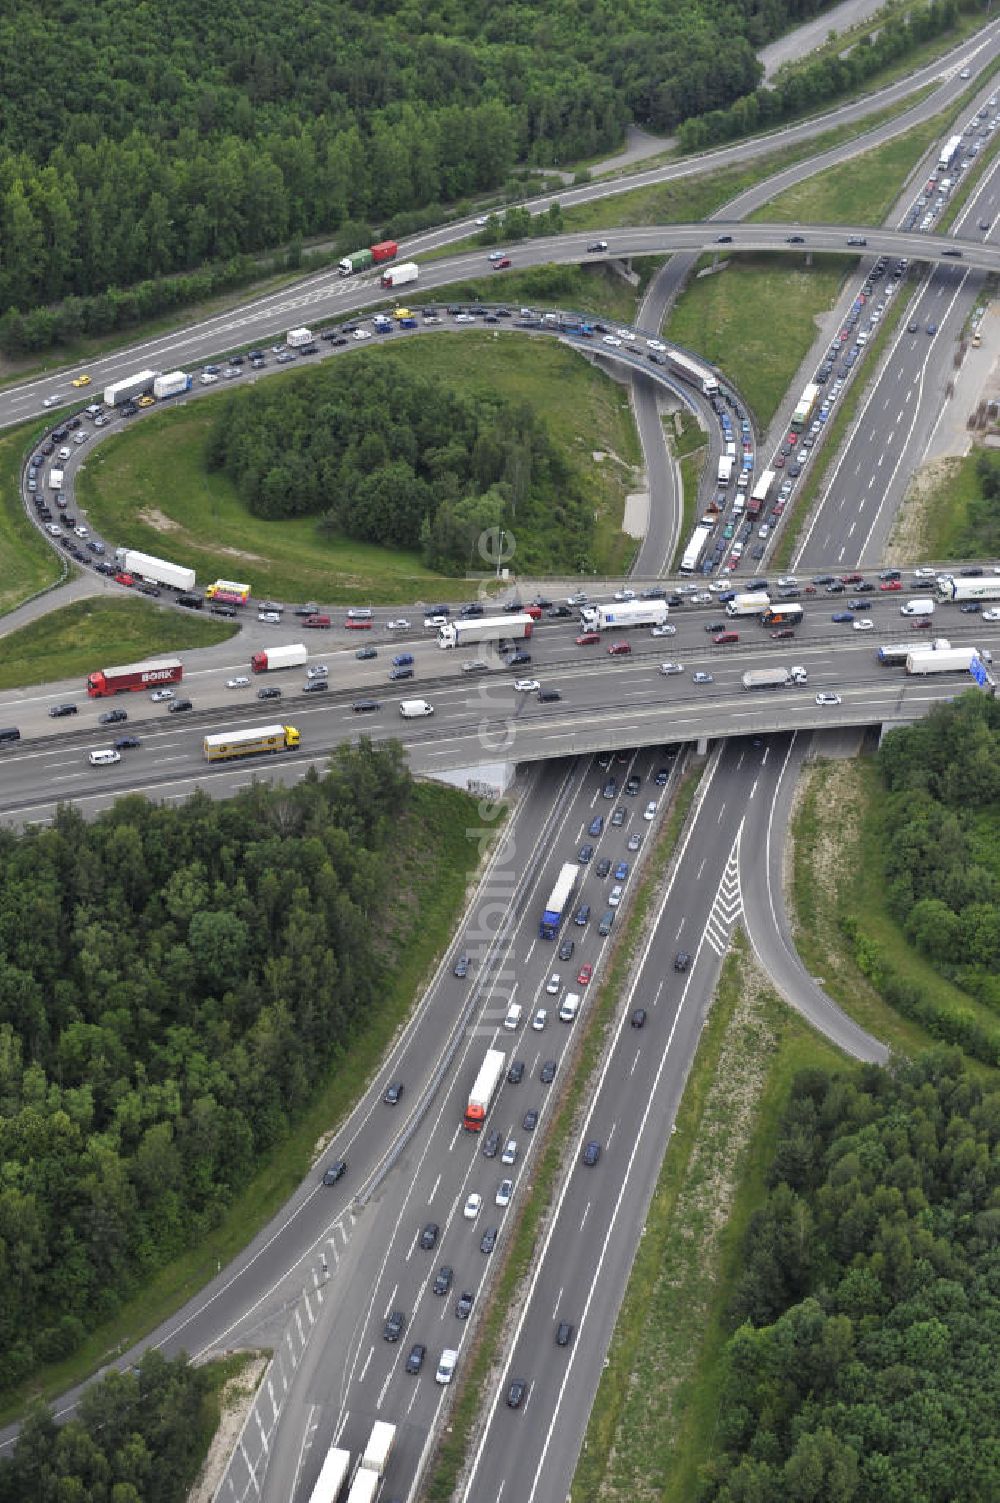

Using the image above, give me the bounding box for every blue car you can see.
[578,844,594,864]
[614,861,629,882]
[574,904,591,927]
[392,653,414,667]
[588,815,604,837]
[831,611,855,623]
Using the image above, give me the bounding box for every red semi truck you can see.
[87,657,184,697]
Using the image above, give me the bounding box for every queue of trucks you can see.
[305,1421,397,1503]
[337,240,399,276]
[381,261,419,288]
[113,548,196,593]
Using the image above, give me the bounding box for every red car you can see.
[114,571,134,587]
[774,454,785,467]
[344,618,372,629]
[770,628,795,640]
[910,618,933,630]
[840,572,863,584]
[787,432,798,445]
[879,579,902,591]
[608,641,632,656]
[493,257,511,270]
[713,631,739,644]
[523,604,542,619]
[577,963,593,986]
[576,631,600,645]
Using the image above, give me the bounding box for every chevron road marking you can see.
[705,820,745,956]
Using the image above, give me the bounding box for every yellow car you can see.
[137,394,155,407]
[392,307,411,320]
[71,374,91,388]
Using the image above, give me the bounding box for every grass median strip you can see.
[423,758,703,1503]
[0,418,66,615]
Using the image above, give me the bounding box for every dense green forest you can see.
[0,1352,210,1503]
[701,1051,999,1502]
[952,452,1000,558]
[206,357,594,573]
[877,694,1000,1011]
[0,0,827,337]
[0,742,475,1393]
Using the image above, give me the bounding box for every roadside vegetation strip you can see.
[894,448,984,560]
[665,252,846,430]
[0,596,235,692]
[770,266,913,571]
[751,112,946,226]
[423,758,704,1503]
[0,776,485,1423]
[0,418,65,614]
[789,754,998,1074]
[75,335,640,601]
[571,933,844,1503]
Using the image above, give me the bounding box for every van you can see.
[399,699,434,718]
[0,727,20,744]
[558,992,580,1023]
[88,749,121,766]
[900,598,935,616]
[503,1003,523,1031]
[598,909,615,937]
[436,1348,458,1385]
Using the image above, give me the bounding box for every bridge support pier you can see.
[696,736,709,757]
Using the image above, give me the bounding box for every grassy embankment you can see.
[0,597,235,691]
[1,777,487,1421]
[76,335,641,602]
[0,419,66,615]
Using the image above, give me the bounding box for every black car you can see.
[49,703,77,717]
[419,1222,439,1250]
[304,679,329,694]
[389,666,414,681]
[582,1140,602,1166]
[654,767,669,786]
[405,1343,426,1374]
[480,1226,498,1254]
[113,735,141,750]
[578,843,594,864]
[98,708,128,725]
[433,1265,453,1295]
[540,1060,557,1084]
[507,1060,525,1085]
[210,604,237,617]
[459,602,485,618]
[168,699,193,713]
[383,1081,404,1105]
[456,1290,475,1319]
[482,1130,501,1159]
[625,774,641,796]
[557,938,575,962]
[674,950,691,972]
[546,605,573,618]
[322,1159,347,1185]
[257,687,282,700]
[631,1007,647,1028]
[595,858,612,879]
[383,1310,406,1343]
[704,621,725,633]
[355,646,377,661]
[294,603,320,616]
[505,652,531,668]
[555,1321,574,1346]
[353,699,381,713]
[506,1379,528,1409]
[522,1109,539,1131]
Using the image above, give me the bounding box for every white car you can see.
[226,676,251,688]
[912,567,938,579]
[853,619,874,632]
[73,525,89,538]
[352,328,372,340]
[501,1139,518,1165]
[777,575,798,587]
[545,972,560,995]
[692,671,713,684]
[614,588,635,601]
[43,393,64,408]
[982,607,1000,621]
[659,661,684,675]
[514,679,539,693]
[387,619,411,630]
[608,884,623,908]
[463,1193,482,1220]
[198,372,218,384]
[650,623,676,637]
[566,592,588,606]
[815,691,841,706]
[475,215,489,226]
[602,334,622,347]
[72,432,88,445]
[488,250,505,262]
[424,614,448,629]
[306,664,328,680]
[644,800,658,821]
[495,1178,513,1207]
[616,328,638,344]
[257,612,281,624]
[45,523,62,536]
[455,313,476,323]
[646,338,667,352]
[150,688,174,702]
[532,1008,547,1031]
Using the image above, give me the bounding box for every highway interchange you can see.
[1,21,1000,1503]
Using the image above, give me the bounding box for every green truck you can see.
[337,239,398,276]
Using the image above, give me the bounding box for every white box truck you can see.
[438,615,533,648]
[725,592,771,618]
[580,600,668,631]
[249,644,309,673]
[286,327,313,348]
[306,1447,351,1503]
[360,1422,396,1476]
[905,646,989,675]
[103,370,159,406]
[152,371,192,400]
[345,1471,379,1503]
[399,699,434,717]
[114,548,196,593]
[381,261,419,288]
[741,667,807,690]
[48,467,64,491]
[717,455,734,485]
[900,598,935,616]
[935,575,1000,603]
